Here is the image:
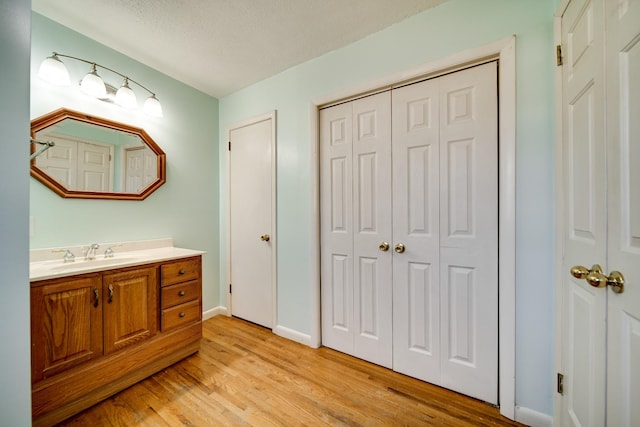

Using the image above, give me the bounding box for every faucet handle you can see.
[104,244,123,258]
[52,248,76,263]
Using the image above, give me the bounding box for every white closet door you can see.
[320,92,393,367]
[559,0,607,425]
[391,63,498,403]
[438,62,498,404]
[352,92,393,368]
[392,77,441,382]
[605,0,640,425]
[321,102,355,355]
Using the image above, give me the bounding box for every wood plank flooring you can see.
[59,316,526,426]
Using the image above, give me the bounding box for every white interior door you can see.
[559,0,640,425]
[352,92,393,368]
[77,142,111,192]
[560,1,607,424]
[229,113,276,329]
[320,92,393,368]
[391,62,498,404]
[125,146,156,192]
[605,0,640,425]
[391,73,441,384]
[35,136,77,189]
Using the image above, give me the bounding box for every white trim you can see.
[274,324,313,347]
[515,406,554,427]
[308,36,517,420]
[226,111,278,330]
[309,102,322,348]
[203,306,229,321]
[553,3,569,425]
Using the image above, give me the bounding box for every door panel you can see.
[352,92,392,368]
[439,63,498,404]
[560,0,607,425]
[392,76,441,383]
[321,102,354,354]
[605,0,640,425]
[229,116,274,328]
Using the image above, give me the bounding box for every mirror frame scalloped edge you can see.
[30,108,166,201]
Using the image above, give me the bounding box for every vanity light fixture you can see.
[38,52,163,118]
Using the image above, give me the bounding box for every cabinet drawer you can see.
[161,280,200,309]
[161,299,200,331]
[161,257,201,286]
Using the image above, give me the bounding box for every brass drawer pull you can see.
[179,269,186,275]
[179,312,186,318]
[179,290,186,296]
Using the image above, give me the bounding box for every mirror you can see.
[31,108,166,200]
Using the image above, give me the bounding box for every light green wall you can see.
[30,13,221,310]
[0,0,32,424]
[219,0,556,416]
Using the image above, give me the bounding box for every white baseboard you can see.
[273,324,315,348]
[203,306,228,321]
[515,406,553,427]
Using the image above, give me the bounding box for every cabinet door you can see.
[31,276,103,383]
[103,267,158,355]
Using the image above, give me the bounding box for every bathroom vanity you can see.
[29,242,204,426]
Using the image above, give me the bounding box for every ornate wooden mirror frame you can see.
[30,108,166,200]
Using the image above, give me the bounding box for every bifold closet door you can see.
[320,91,393,368]
[392,62,498,404]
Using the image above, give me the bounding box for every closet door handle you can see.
[379,241,390,252]
[394,243,405,254]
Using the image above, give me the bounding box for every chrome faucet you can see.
[83,243,100,261]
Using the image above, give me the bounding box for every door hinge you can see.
[557,373,564,395]
[228,141,231,151]
[229,283,232,294]
[556,45,563,66]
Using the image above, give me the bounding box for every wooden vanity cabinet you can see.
[30,256,202,427]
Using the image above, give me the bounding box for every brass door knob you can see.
[394,243,405,254]
[570,264,625,293]
[260,234,270,242]
[379,241,390,252]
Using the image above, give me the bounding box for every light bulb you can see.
[38,53,71,86]
[80,64,107,98]
[144,94,163,118]
[115,78,137,109]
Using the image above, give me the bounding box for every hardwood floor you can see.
[59,316,525,426]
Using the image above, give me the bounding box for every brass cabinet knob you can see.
[179,290,186,297]
[570,264,625,293]
[379,241,390,252]
[394,243,405,254]
[260,234,270,242]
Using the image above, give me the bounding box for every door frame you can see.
[226,111,278,329]
[309,36,517,419]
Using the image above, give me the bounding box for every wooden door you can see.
[102,267,158,355]
[320,92,393,367]
[229,113,276,329]
[30,276,103,383]
[605,0,640,425]
[391,62,498,404]
[559,0,607,425]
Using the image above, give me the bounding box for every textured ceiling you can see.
[32,0,446,98]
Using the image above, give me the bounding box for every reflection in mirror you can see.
[31,109,166,200]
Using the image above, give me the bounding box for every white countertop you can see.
[30,240,205,282]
